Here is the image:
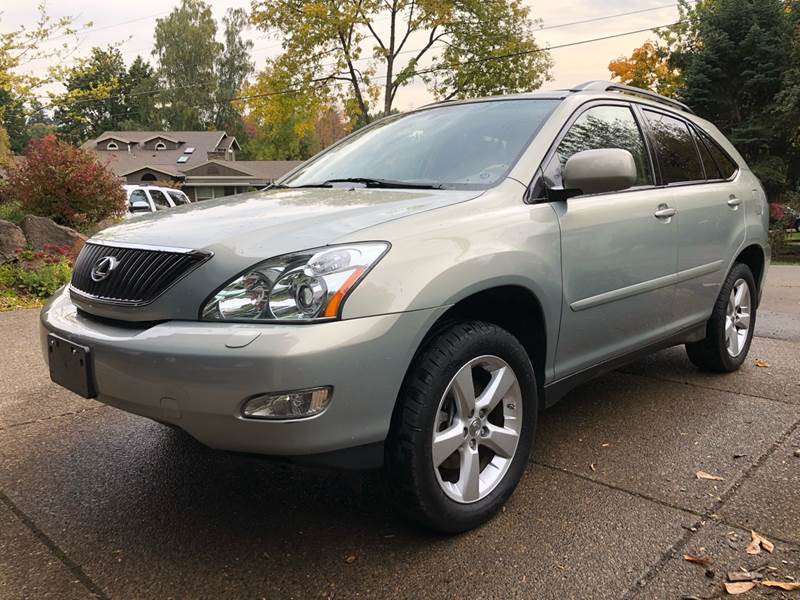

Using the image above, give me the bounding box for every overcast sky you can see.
[3,0,681,111]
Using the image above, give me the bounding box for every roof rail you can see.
[569,80,694,114]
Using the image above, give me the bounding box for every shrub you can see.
[0,200,25,224]
[3,134,125,229]
[0,244,75,299]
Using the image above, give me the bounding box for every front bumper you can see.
[40,287,446,457]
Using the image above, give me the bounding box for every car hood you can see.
[74,187,483,321]
[95,187,481,259]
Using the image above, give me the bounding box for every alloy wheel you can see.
[431,355,522,504]
[725,278,751,357]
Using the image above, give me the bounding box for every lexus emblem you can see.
[90,256,119,282]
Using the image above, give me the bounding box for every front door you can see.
[541,103,680,378]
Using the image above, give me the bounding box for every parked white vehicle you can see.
[123,185,191,217]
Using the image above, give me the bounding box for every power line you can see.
[228,21,685,101]
[37,8,682,110]
[44,18,683,126]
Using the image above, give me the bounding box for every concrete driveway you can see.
[1,267,798,600]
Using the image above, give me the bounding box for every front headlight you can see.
[201,242,389,322]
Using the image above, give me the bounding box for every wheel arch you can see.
[407,285,548,410]
[735,244,766,306]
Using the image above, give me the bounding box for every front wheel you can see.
[686,263,757,372]
[385,321,537,533]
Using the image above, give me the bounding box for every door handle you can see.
[727,196,742,208]
[654,206,677,219]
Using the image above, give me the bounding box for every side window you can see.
[691,128,721,179]
[543,105,653,190]
[128,189,148,209]
[697,130,738,179]
[148,189,171,210]
[643,110,704,183]
[168,190,189,205]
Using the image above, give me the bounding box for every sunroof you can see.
[184,147,195,154]
[177,155,190,163]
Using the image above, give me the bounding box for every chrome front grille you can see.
[70,242,211,306]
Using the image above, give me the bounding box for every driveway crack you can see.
[0,491,110,600]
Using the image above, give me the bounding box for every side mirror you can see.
[563,148,638,196]
[129,199,151,213]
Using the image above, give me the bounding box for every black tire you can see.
[686,263,757,372]
[385,321,537,533]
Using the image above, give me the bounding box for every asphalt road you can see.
[1,267,799,600]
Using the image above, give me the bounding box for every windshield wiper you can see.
[289,177,446,190]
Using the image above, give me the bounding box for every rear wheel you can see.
[386,321,537,533]
[686,263,756,372]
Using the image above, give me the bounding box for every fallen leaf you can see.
[589,463,596,472]
[601,443,610,447]
[724,581,756,594]
[746,531,774,555]
[755,359,770,368]
[696,470,725,481]
[684,554,713,567]
[761,580,800,590]
[344,555,357,564]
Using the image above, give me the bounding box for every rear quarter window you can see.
[696,129,739,180]
[643,109,705,184]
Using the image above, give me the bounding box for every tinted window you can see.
[543,105,653,190]
[284,99,560,190]
[697,130,738,179]
[168,190,189,205]
[643,110,704,183]
[148,189,171,209]
[692,128,720,179]
[128,189,149,209]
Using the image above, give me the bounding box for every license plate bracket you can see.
[47,333,96,399]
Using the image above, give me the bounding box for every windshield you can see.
[283,99,559,190]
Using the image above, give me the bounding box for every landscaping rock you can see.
[20,214,86,251]
[0,219,26,263]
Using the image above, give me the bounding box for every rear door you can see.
[543,102,680,378]
[146,188,173,210]
[640,109,745,328]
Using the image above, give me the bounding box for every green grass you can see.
[0,201,24,225]
[0,290,44,312]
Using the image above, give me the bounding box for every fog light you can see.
[241,386,332,420]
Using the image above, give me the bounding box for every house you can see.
[81,131,303,201]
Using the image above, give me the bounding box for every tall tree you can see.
[241,63,325,160]
[680,0,793,195]
[608,40,682,96]
[315,105,350,149]
[214,8,254,132]
[1,5,84,150]
[153,0,221,130]
[250,0,552,125]
[121,56,160,130]
[53,46,129,143]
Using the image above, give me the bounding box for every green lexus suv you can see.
[41,81,770,532]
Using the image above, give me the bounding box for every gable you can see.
[181,161,251,177]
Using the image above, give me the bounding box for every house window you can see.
[106,141,119,150]
[155,141,167,151]
[177,155,189,164]
[194,186,215,201]
[141,173,157,182]
[184,147,195,154]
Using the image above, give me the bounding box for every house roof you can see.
[83,131,235,176]
[117,164,183,178]
[83,131,301,185]
[230,161,303,180]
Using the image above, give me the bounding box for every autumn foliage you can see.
[3,134,125,229]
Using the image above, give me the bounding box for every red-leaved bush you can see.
[4,134,125,229]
